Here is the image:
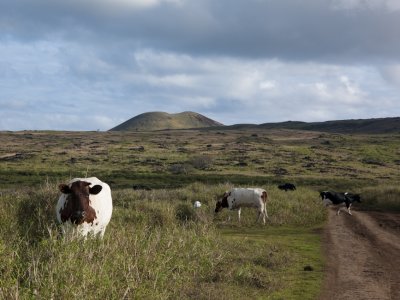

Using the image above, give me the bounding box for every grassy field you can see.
[0,128,399,299]
[1,129,399,189]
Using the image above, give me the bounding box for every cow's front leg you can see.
[347,203,352,215]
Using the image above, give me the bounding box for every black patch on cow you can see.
[222,194,229,208]
[215,192,230,213]
[90,185,102,195]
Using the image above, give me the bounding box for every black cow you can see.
[278,183,296,191]
[320,191,361,215]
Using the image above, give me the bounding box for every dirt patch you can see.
[320,208,400,300]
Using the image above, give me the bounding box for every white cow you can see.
[215,188,269,224]
[56,177,113,238]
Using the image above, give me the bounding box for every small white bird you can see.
[194,201,201,208]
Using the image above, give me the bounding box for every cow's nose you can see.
[72,211,86,222]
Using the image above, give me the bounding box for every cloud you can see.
[0,1,399,130]
[380,64,400,88]
[331,0,400,11]
[68,0,185,15]
[2,0,400,61]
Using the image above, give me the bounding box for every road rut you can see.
[320,208,400,300]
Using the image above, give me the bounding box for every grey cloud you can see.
[379,64,400,88]
[0,0,399,130]
[2,0,400,62]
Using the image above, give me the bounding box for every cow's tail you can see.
[262,191,269,219]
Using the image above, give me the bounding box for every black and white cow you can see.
[278,183,296,191]
[320,191,361,215]
[215,188,269,224]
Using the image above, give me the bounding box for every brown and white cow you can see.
[215,188,269,224]
[56,177,113,238]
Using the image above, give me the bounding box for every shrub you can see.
[190,155,214,170]
[168,163,193,175]
[175,203,196,223]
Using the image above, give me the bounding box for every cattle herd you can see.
[56,178,361,238]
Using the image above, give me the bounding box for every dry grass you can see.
[0,128,398,299]
[0,129,399,189]
[0,181,326,299]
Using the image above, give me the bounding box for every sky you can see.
[1,0,399,131]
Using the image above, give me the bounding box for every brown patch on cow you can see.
[261,191,268,204]
[59,194,73,223]
[58,181,98,225]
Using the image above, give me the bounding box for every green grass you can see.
[219,226,323,300]
[1,130,399,189]
[0,181,326,299]
[360,185,400,212]
[0,128,399,299]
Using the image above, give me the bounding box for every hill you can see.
[111,111,399,134]
[110,111,223,131]
[216,117,400,134]
[258,117,400,134]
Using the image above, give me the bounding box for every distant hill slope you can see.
[110,111,223,131]
[211,117,400,134]
[258,117,400,134]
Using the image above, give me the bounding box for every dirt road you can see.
[320,208,400,300]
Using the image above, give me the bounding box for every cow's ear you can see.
[59,184,71,194]
[89,185,102,195]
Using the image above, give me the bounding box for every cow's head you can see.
[215,191,230,213]
[320,191,329,200]
[58,181,102,225]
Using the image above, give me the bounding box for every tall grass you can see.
[0,182,222,299]
[1,181,327,299]
[360,185,400,212]
[214,185,327,227]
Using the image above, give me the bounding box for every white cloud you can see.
[142,74,196,88]
[380,64,400,88]
[259,81,277,90]
[69,0,185,14]
[331,0,400,11]
[1,44,395,130]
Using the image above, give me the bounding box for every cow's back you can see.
[230,188,264,208]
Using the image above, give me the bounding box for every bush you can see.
[190,155,214,170]
[175,203,196,223]
[168,163,193,175]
